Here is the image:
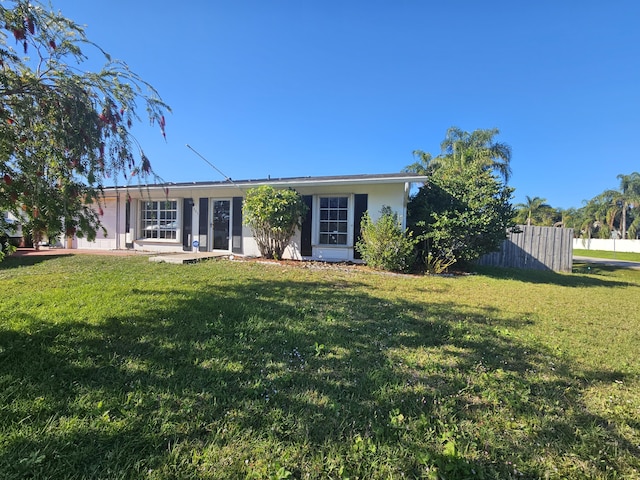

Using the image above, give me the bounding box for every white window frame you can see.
[139,199,180,241]
[316,195,352,247]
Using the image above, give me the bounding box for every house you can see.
[2,211,24,247]
[75,173,426,262]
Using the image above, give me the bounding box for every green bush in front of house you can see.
[243,185,308,260]
[356,206,417,272]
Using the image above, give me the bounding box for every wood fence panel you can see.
[477,226,573,272]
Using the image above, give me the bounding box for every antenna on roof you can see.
[185,144,243,191]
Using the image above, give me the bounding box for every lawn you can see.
[574,248,640,262]
[0,255,638,479]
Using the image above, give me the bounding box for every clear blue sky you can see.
[52,1,640,210]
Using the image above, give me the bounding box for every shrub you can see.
[408,164,515,272]
[243,185,308,260]
[0,235,18,261]
[356,206,417,272]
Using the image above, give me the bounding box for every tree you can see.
[408,162,515,272]
[557,207,581,232]
[242,185,308,260]
[405,127,515,272]
[615,172,640,239]
[435,127,512,182]
[514,196,552,226]
[0,0,169,252]
[579,195,611,239]
[402,150,432,178]
[403,127,512,184]
[355,206,417,272]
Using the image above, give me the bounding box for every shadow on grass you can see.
[0,273,638,478]
[474,264,638,288]
[0,253,72,270]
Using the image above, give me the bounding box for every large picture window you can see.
[319,196,348,245]
[141,200,178,240]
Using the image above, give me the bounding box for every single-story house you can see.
[75,173,426,262]
[2,211,24,246]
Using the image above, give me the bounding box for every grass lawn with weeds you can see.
[0,254,639,479]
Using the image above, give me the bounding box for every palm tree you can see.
[581,196,612,239]
[628,215,640,239]
[616,172,640,238]
[559,207,581,231]
[402,150,433,178]
[598,189,623,236]
[436,127,512,183]
[515,196,551,226]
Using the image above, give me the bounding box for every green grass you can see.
[0,255,639,479]
[574,248,640,262]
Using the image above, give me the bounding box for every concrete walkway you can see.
[148,251,228,264]
[11,248,229,264]
[573,256,640,270]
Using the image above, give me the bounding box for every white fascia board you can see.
[101,174,428,197]
[255,176,426,188]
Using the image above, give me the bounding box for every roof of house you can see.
[104,172,427,192]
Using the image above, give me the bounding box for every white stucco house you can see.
[75,173,426,262]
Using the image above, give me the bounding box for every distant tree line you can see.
[515,172,640,239]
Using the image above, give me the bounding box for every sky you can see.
[48,0,640,210]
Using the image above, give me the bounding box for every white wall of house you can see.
[76,177,417,261]
[2,211,23,240]
[76,196,122,250]
[573,238,640,253]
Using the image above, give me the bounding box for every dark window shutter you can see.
[232,196,243,253]
[353,194,368,259]
[182,198,193,251]
[125,198,132,248]
[300,195,313,256]
[125,198,131,233]
[198,197,208,252]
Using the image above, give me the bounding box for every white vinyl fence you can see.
[573,238,640,254]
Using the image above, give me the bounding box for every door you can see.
[212,199,231,250]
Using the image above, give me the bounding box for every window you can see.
[141,200,178,240]
[319,196,348,245]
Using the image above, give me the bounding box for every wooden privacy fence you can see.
[477,225,574,272]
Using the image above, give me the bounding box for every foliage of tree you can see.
[406,127,515,272]
[402,150,432,178]
[242,185,308,260]
[540,171,640,240]
[408,162,515,272]
[0,232,17,260]
[0,0,169,253]
[404,127,512,183]
[514,196,557,226]
[355,206,417,272]
[579,193,613,239]
[614,172,640,239]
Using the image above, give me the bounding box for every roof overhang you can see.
[103,173,428,195]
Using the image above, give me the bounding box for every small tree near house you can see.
[242,185,308,260]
